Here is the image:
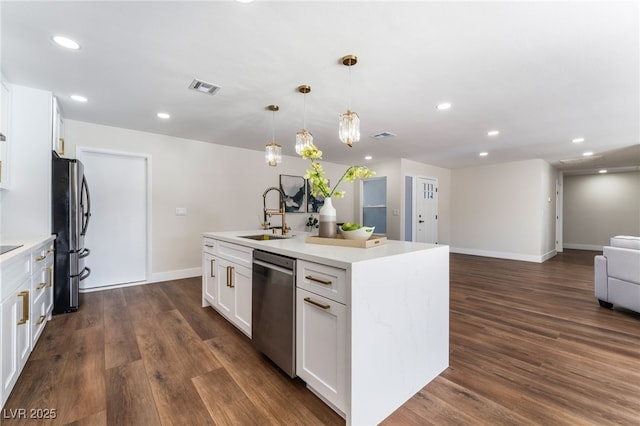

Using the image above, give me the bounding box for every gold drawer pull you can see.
[204,244,214,248]
[304,297,330,310]
[35,255,46,262]
[47,248,54,253]
[210,259,215,277]
[305,275,332,285]
[48,265,54,287]
[36,315,46,325]
[17,291,29,325]
[228,266,235,288]
[36,282,46,291]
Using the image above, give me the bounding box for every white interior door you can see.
[416,177,438,244]
[77,149,149,289]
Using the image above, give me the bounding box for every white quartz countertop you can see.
[0,235,55,265]
[203,230,446,269]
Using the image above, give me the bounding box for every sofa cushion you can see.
[603,246,640,284]
[610,235,640,250]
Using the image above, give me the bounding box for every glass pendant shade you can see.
[338,109,360,147]
[265,141,281,167]
[295,129,313,155]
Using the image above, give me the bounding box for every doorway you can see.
[76,147,150,290]
[405,176,438,244]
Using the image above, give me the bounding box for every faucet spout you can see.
[262,187,289,235]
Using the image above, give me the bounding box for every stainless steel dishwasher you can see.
[252,250,296,378]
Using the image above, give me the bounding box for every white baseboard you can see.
[79,267,201,293]
[563,243,603,251]
[450,247,557,263]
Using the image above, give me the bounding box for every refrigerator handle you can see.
[79,267,91,281]
[81,175,91,235]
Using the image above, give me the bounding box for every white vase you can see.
[318,197,337,238]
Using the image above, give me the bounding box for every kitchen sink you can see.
[239,234,292,241]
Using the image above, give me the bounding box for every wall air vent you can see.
[370,132,396,140]
[188,79,221,96]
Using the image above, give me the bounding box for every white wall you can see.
[450,159,557,262]
[563,171,640,249]
[65,119,355,280]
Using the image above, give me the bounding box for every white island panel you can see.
[349,246,449,425]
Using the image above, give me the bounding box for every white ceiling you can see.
[2,1,639,172]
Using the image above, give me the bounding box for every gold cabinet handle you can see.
[304,297,330,310]
[17,291,29,325]
[48,265,54,287]
[305,275,332,285]
[210,259,215,277]
[59,137,65,155]
[226,266,230,287]
[36,282,46,291]
[204,244,214,248]
[47,248,54,253]
[228,266,235,288]
[36,315,46,325]
[35,255,46,262]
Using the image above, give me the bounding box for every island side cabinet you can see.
[295,259,347,415]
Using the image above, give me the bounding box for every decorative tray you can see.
[304,235,387,248]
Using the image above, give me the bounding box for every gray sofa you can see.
[595,236,640,312]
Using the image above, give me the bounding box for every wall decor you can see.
[279,174,306,213]
[307,179,326,213]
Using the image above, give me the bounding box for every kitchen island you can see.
[202,231,449,426]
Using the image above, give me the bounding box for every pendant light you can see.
[265,105,281,167]
[338,54,360,147]
[295,85,313,155]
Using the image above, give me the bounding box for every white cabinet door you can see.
[202,252,217,307]
[231,263,252,337]
[51,96,64,155]
[296,288,346,413]
[0,78,11,189]
[0,280,31,408]
[214,257,252,337]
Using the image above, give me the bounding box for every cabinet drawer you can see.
[31,243,53,266]
[217,242,252,269]
[203,238,216,255]
[297,260,347,304]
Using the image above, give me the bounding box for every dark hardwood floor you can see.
[3,250,639,425]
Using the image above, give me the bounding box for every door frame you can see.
[403,175,438,243]
[76,146,152,289]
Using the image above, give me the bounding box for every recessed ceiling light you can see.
[52,36,80,50]
[157,112,170,119]
[479,152,489,157]
[599,169,608,174]
[583,151,594,157]
[436,102,452,110]
[487,130,500,136]
[235,0,254,3]
[70,95,87,102]
[364,155,372,160]
[572,138,585,143]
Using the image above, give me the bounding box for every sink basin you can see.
[239,234,292,241]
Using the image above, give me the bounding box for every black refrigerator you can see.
[52,151,91,314]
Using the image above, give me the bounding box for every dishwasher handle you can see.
[253,259,294,276]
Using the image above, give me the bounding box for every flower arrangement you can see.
[301,143,375,199]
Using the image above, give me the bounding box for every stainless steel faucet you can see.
[262,187,289,235]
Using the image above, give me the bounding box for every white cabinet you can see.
[1,252,32,408]
[1,237,55,409]
[296,260,347,414]
[201,239,252,337]
[51,96,65,156]
[215,256,252,337]
[30,241,54,347]
[0,77,12,189]
[201,238,217,307]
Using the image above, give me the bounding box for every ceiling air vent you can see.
[370,131,396,140]
[188,79,221,96]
